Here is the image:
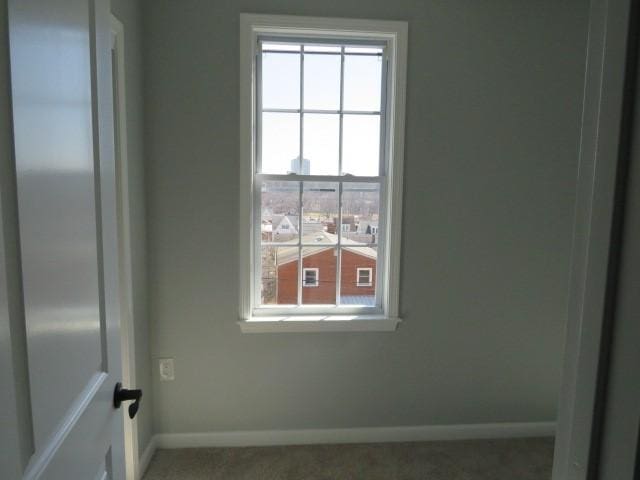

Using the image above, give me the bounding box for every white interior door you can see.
[8,0,130,478]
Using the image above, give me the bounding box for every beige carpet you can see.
[143,437,554,479]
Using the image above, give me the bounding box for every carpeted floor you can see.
[142,437,554,479]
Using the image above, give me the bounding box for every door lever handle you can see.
[113,382,142,419]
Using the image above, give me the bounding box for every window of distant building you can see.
[240,14,407,332]
[303,268,319,287]
[357,268,373,287]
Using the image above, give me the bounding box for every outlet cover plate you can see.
[159,358,175,381]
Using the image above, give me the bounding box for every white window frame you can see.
[239,14,407,333]
[356,267,373,287]
[303,268,319,287]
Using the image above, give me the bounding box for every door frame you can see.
[110,14,139,480]
[552,0,639,478]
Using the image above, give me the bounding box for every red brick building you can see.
[276,246,376,305]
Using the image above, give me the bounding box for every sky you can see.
[260,44,383,177]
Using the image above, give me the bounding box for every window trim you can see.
[356,267,373,287]
[303,267,319,287]
[239,14,407,332]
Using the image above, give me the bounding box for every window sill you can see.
[238,315,401,333]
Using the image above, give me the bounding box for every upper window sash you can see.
[256,36,388,178]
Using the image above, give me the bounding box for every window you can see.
[303,268,319,287]
[357,268,373,287]
[240,15,407,332]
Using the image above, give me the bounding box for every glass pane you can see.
[343,54,382,111]
[262,51,300,109]
[302,247,336,305]
[339,246,377,306]
[342,114,380,176]
[344,46,383,54]
[302,182,338,244]
[261,246,298,305]
[303,114,339,175]
[261,112,300,174]
[304,53,341,110]
[304,45,341,53]
[263,43,301,52]
[341,183,380,245]
[261,181,299,243]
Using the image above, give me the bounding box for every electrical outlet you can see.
[159,358,175,381]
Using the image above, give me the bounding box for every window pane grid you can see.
[338,45,345,182]
[296,183,303,305]
[258,41,383,177]
[259,178,379,308]
[257,37,385,310]
[260,37,384,51]
[335,182,343,305]
[262,108,381,115]
[341,246,378,306]
[256,173,384,183]
[262,50,383,57]
[261,242,378,247]
[335,51,344,305]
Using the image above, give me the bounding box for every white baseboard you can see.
[153,421,556,450]
[137,435,157,480]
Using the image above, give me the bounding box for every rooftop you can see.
[274,231,377,265]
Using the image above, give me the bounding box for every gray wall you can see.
[111,0,153,455]
[143,0,589,434]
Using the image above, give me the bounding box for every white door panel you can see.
[10,0,103,446]
[8,0,127,477]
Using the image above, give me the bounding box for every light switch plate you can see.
[159,358,175,381]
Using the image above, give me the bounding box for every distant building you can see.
[357,220,379,243]
[261,221,273,242]
[327,215,357,234]
[358,221,379,236]
[271,214,299,241]
[288,157,310,175]
[326,215,377,243]
[271,232,376,306]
